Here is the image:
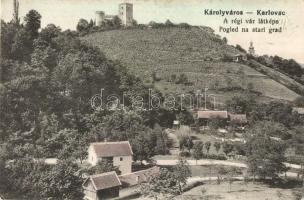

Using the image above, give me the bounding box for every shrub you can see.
[202,153,227,160]
[179,151,191,157]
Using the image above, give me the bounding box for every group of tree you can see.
[255,55,304,83]
[76,16,127,35]
[141,158,191,199]
[0,9,175,198]
[170,73,192,85]
[245,122,288,180]
[0,158,83,199]
[226,95,303,128]
[148,20,191,29]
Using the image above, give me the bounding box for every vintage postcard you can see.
[1,0,304,199]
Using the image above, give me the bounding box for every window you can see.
[120,157,123,161]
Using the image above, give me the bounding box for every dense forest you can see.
[0,10,176,199]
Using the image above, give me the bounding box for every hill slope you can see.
[82,27,301,103]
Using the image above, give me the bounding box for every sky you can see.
[1,0,304,63]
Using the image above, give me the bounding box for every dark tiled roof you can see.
[197,110,228,119]
[91,141,133,157]
[89,171,121,191]
[119,166,160,186]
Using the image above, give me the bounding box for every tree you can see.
[1,20,19,60]
[226,95,256,114]
[38,160,83,199]
[214,142,221,154]
[132,19,138,26]
[176,111,194,125]
[205,141,211,154]
[222,37,227,44]
[247,82,254,92]
[91,160,119,175]
[24,10,41,39]
[173,157,191,194]
[209,116,226,129]
[265,101,294,127]
[154,124,169,155]
[11,28,33,61]
[141,168,179,199]
[88,19,94,28]
[236,44,246,53]
[56,129,88,163]
[131,131,155,162]
[165,19,174,27]
[112,16,122,28]
[0,157,10,192]
[76,19,89,32]
[193,141,204,164]
[217,166,228,184]
[223,142,234,156]
[176,73,189,84]
[246,125,287,180]
[40,24,61,43]
[179,135,193,152]
[294,96,304,107]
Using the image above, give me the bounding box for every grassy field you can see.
[82,27,301,103]
[177,181,294,200]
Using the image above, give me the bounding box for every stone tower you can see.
[118,3,133,26]
[248,41,255,56]
[95,11,105,26]
[12,0,19,24]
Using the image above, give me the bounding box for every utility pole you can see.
[204,88,208,110]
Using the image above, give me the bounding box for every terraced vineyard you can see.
[82,27,301,103]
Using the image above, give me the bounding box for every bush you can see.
[202,153,227,160]
[179,151,191,157]
[178,23,191,29]
[286,156,304,165]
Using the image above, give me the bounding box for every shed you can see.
[83,171,121,200]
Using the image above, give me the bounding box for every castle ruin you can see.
[95,2,133,27]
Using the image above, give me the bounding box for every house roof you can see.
[197,110,228,119]
[292,107,304,115]
[118,166,160,186]
[228,113,247,123]
[85,171,121,191]
[91,141,133,157]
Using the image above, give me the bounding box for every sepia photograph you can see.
[1,0,304,199]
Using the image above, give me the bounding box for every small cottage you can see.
[233,54,247,62]
[197,110,228,127]
[83,171,121,200]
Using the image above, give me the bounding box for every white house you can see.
[88,141,133,175]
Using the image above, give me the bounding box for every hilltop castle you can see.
[95,3,133,27]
